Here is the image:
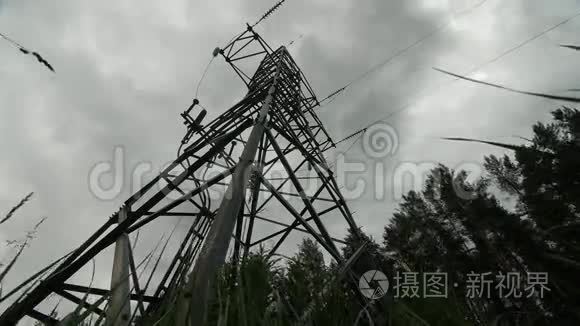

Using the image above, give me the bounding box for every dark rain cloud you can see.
[1,0,580,322]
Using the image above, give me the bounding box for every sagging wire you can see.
[349,7,580,137]
[179,45,221,169]
[316,22,448,105]
[306,4,580,175]
[177,46,221,209]
[310,1,495,160]
[177,49,241,210]
[175,0,283,186]
[321,9,580,174]
[0,32,54,72]
[195,56,216,99]
[316,0,493,107]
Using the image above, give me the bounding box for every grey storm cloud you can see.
[1,0,580,323]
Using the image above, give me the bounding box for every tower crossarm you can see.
[0,27,362,326]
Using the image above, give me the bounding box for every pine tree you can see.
[484,107,580,323]
[283,238,328,322]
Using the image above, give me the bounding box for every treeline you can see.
[147,107,580,326]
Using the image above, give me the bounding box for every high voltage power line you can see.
[304,7,580,179]
[327,8,580,155]
[2,1,579,323]
[317,0,492,106]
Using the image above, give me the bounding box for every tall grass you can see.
[133,248,467,326]
[0,193,46,289]
[0,195,483,325]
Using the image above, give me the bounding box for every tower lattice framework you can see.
[0,25,362,325]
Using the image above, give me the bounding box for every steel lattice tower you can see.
[0,25,363,325]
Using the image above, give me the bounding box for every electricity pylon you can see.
[0,25,361,325]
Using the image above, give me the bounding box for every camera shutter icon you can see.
[359,270,389,299]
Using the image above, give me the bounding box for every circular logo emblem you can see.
[362,122,399,159]
[359,270,389,299]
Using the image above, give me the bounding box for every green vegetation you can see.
[140,107,580,325]
[3,107,579,325]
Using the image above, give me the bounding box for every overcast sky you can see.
[1,0,580,323]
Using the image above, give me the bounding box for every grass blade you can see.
[0,240,28,283]
[560,44,580,51]
[1,192,33,225]
[434,67,580,103]
[441,137,522,151]
[441,137,561,158]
